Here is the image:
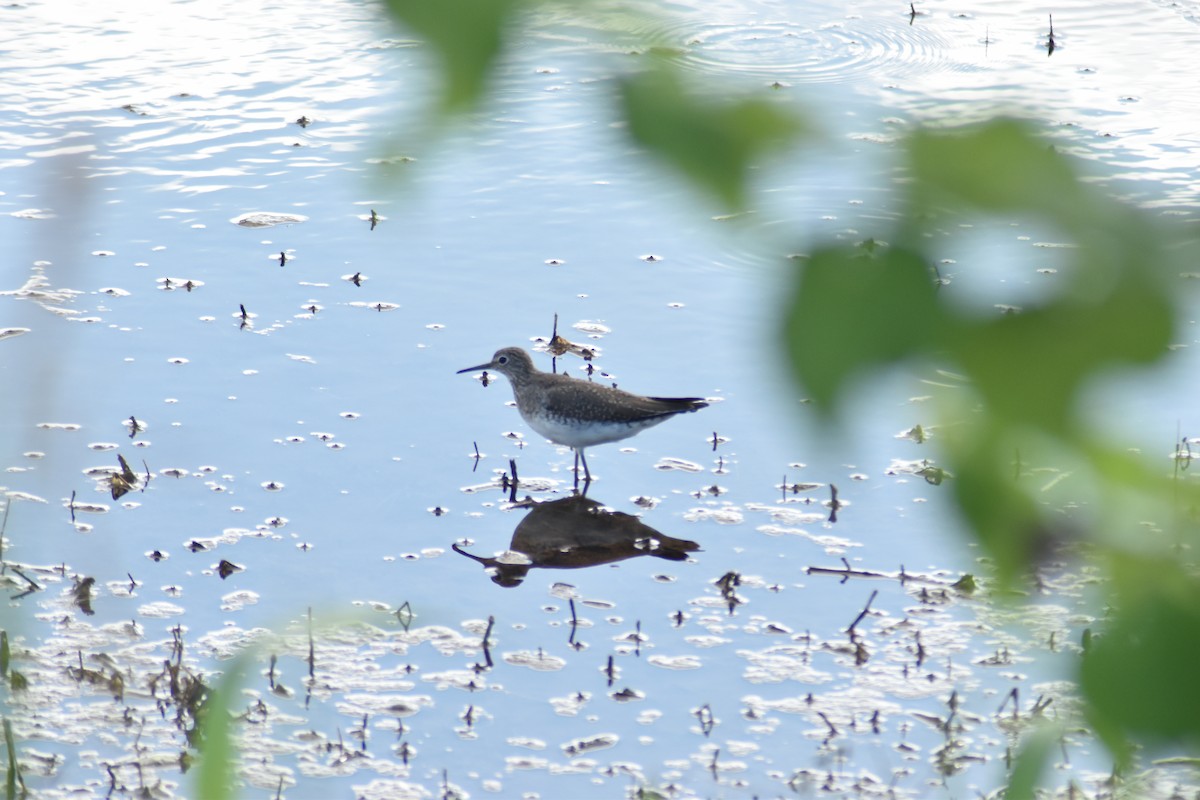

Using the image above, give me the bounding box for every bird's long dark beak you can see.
[457,361,493,374]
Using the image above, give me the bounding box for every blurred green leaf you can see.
[783,244,945,415]
[945,423,1048,583]
[908,119,1088,223]
[1080,557,1200,752]
[385,0,526,114]
[620,66,802,209]
[1005,724,1057,800]
[3,718,22,799]
[952,274,1173,433]
[194,658,248,800]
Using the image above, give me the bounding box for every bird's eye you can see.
[498,356,508,364]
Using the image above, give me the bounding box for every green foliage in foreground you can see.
[381,0,1200,787]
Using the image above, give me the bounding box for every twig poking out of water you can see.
[440,768,462,800]
[827,483,841,523]
[507,460,519,503]
[369,209,379,231]
[545,313,596,367]
[478,615,495,671]
[111,454,138,500]
[714,571,743,614]
[278,251,287,267]
[998,687,1020,718]
[914,629,927,668]
[396,601,414,632]
[846,589,878,637]
[909,2,917,23]
[1047,14,1056,55]
[307,607,316,681]
[817,711,839,738]
[566,599,584,651]
[72,576,96,616]
[694,703,715,737]
[481,615,495,651]
[605,655,617,687]
[470,441,481,473]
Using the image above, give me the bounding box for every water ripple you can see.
[663,16,965,84]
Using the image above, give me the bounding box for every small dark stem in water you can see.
[307,607,316,680]
[846,589,878,636]
[997,686,1019,717]
[481,615,495,650]
[695,703,715,736]
[11,566,42,594]
[480,615,495,670]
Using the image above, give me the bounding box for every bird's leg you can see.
[573,449,594,496]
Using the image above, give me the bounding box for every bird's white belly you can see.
[525,413,665,448]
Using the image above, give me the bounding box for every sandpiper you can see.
[457,347,708,483]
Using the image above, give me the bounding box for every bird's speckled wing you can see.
[537,378,706,424]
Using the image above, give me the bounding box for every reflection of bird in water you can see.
[457,347,708,484]
[453,495,701,588]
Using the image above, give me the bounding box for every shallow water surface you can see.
[1,0,1198,797]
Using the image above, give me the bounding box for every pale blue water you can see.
[1,0,1198,797]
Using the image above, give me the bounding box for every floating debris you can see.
[229,212,309,228]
